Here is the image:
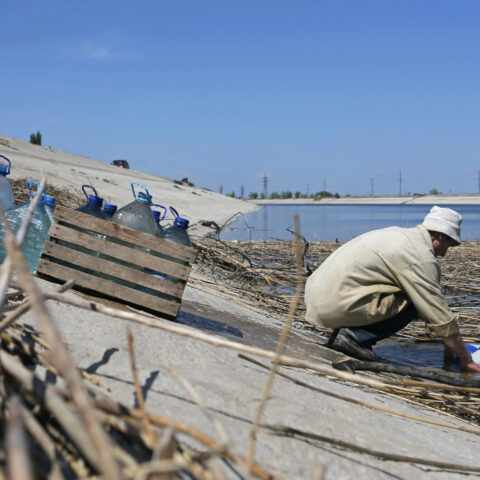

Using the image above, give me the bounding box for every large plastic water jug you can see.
[0,180,53,273]
[108,183,160,289]
[0,155,14,212]
[466,343,480,364]
[76,185,106,219]
[160,207,192,284]
[62,185,107,273]
[111,183,157,234]
[162,207,192,248]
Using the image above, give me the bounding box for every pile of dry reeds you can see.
[11,179,84,209]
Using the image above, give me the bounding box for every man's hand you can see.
[441,333,480,373]
[461,360,480,373]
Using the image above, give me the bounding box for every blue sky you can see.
[2,1,480,196]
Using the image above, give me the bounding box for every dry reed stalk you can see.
[0,349,102,471]
[0,279,74,333]
[80,392,279,480]
[5,396,34,480]
[151,428,177,480]
[163,363,229,447]
[0,207,122,479]
[20,403,66,480]
[126,327,156,449]
[247,214,305,474]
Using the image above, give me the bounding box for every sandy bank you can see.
[251,194,480,205]
[0,135,259,237]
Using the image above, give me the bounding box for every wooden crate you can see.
[36,206,198,319]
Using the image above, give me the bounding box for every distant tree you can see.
[313,190,335,200]
[335,193,340,198]
[249,192,258,199]
[281,190,293,199]
[260,193,265,199]
[270,191,280,199]
[429,188,440,195]
[294,191,302,198]
[228,191,236,198]
[29,131,42,145]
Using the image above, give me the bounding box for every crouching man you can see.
[305,206,480,372]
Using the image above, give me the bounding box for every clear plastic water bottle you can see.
[109,183,160,289]
[64,185,107,272]
[102,203,117,218]
[162,207,192,248]
[466,343,480,364]
[0,180,53,273]
[112,183,157,234]
[161,207,192,283]
[0,155,14,212]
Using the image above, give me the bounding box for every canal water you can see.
[221,204,480,242]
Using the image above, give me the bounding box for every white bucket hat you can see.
[422,206,462,245]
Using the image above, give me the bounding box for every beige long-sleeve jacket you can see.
[304,224,459,337]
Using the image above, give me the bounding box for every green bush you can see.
[29,131,42,145]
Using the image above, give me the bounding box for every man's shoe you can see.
[332,333,383,362]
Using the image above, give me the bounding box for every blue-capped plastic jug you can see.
[162,207,192,248]
[76,185,106,219]
[112,183,157,234]
[466,343,480,364]
[0,155,14,212]
[0,180,53,273]
[160,207,192,284]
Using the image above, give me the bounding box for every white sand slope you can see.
[0,135,258,237]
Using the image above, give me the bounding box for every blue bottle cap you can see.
[152,211,161,223]
[86,194,103,207]
[103,203,117,215]
[174,216,189,228]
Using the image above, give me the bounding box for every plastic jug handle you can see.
[26,180,46,199]
[0,155,11,174]
[169,206,180,219]
[130,182,150,199]
[82,184,98,199]
[151,203,167,221]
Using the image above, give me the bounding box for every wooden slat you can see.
[47,224,191,281]
[36,259,181,318]
[53,206,197,263]
[41,241,185,299]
